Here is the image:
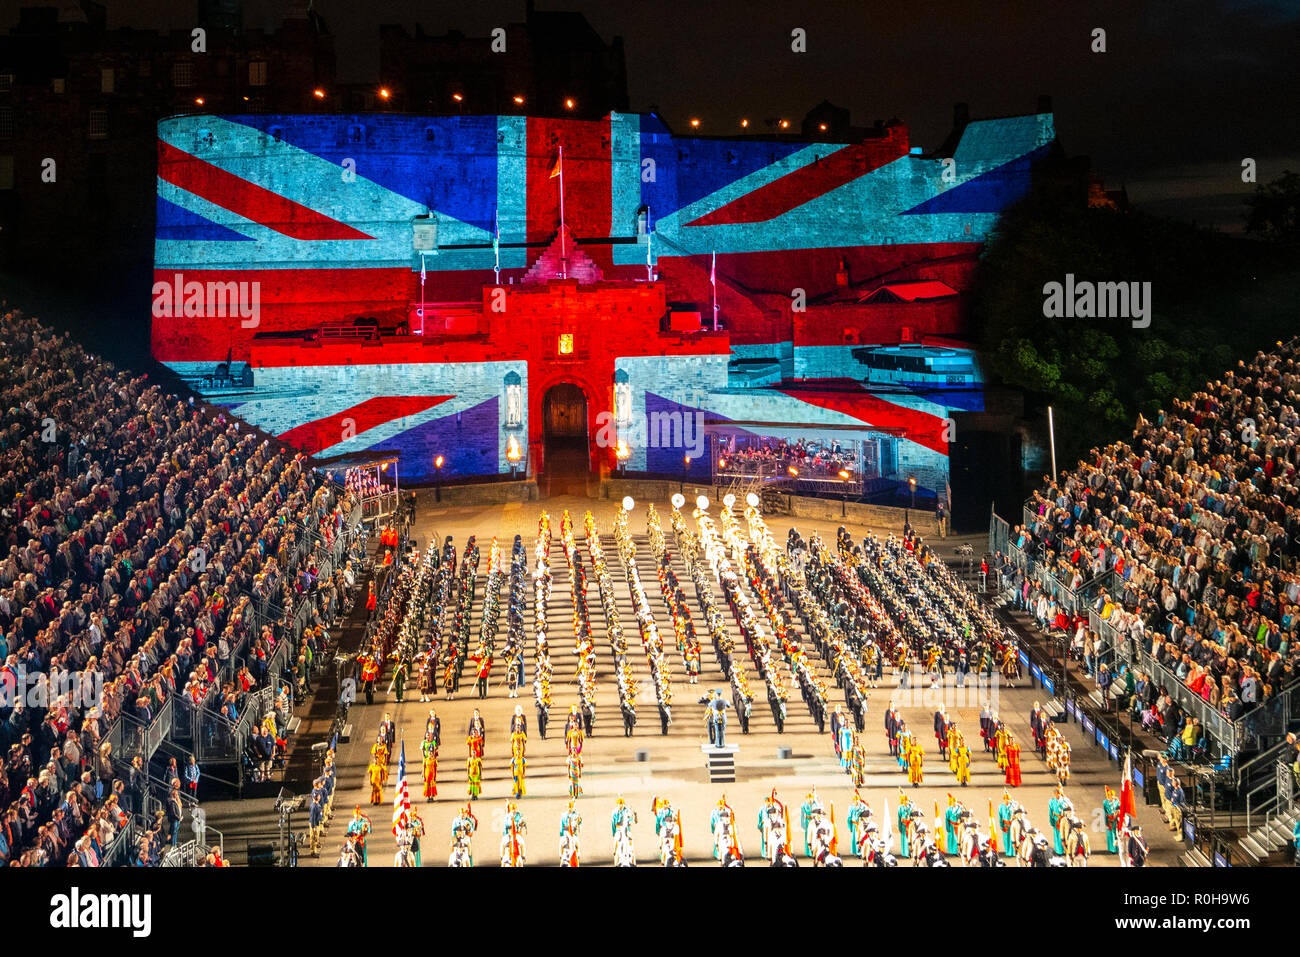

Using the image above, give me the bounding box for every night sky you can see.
[10,0,1300,230]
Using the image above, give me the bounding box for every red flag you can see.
[549,152,562,179]
[1119,751,1137,821]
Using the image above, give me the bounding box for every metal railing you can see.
[135,696,174,762]
[994,510,1297,764]
[1245,755,1297,830]
[99,817,138,867]
[989,510,1010,559]
[1144,656,1239,755]
[161,839,202,867]
[361,489,400,521]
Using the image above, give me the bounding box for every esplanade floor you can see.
[307,492,1180,867]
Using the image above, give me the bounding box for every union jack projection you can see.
[152,109,1056,491]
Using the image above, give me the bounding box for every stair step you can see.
[1238,836,1266,861]
[1264,822,1292,847]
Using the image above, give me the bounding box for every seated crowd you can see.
[719,438,860,480]
[1004,341,1299,748]
[0,309,356,866]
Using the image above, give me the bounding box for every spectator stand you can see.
[0,308,377,866]
[988,340,1300,862]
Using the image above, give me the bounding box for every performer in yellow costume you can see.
[948,728,963,774]
[953,737,972,787]
[907,740,925,786]
[421,731,438,800]
[372,740,390,784]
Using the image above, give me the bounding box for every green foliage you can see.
[972,176,1300,469]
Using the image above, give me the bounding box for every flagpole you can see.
[493,211,501,285]
[558,144,567,280]
[419,253,426,334]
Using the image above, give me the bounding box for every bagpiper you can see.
[450,803,477,867]
[846,790,872,861]
[337,834,363,867]
[611,795,637,867]
[500,801,527,866]
[399,809,426,867]
[345,807,372,866]
[443,643,459,699]
[418,652,437,701]
[800,788,826,858]
[652,796,683,866]
[757,789,789,862]
[1001,644,1020,686]
[710,793,739,863]
[559,800,582,867]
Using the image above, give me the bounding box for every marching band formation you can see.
[334,501,1143,867]
[352,782,1151,867]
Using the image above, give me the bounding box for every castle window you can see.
[504,371,523,428]
[614,369,631,425]
[558,333,574,355]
